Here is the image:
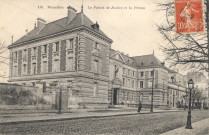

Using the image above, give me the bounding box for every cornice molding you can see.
[8,26,113,49]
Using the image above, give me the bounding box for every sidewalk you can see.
[160,118,209,135]
[0,108,180,124]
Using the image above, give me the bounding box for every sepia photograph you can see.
[0,0,209,134]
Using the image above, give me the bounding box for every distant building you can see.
[8,5,187,109]
[187,72,207,84]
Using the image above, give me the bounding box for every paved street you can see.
[0,110,209,135]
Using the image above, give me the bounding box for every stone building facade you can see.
[108,50,187,107]
[8,6,187,109]
[167,70,187,107]
[8,6,112,109]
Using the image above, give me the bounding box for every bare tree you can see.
[156,1,209,72]
[0,40,9,79]
[0,40,9,65]
[192,88,202,109]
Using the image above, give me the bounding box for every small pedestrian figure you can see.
[138,102,142,113]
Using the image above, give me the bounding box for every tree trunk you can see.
[206,0,209,105]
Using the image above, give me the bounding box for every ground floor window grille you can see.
[93,82,98,96]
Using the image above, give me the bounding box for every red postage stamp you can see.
[175,0,204,33]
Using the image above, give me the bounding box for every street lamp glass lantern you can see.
[188,79,194,89]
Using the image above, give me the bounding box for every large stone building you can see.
[8,6,187,109]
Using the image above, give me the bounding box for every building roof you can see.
[110,49,169,69]
[9,12,112,48]
[132,54,165,68]
[110,49,136,66]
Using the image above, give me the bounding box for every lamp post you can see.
[184,88,187,110]
[185,79,194,129]
[150,69,154,113]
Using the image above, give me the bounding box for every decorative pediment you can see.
[111,51,125,62]
[112,78,122,86]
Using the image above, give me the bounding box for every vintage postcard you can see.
[0,0,209,134]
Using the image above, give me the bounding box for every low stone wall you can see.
[0,83,52,110]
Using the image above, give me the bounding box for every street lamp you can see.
[150,69,154,113]
[185,79,194,129]
[184,88,187,110]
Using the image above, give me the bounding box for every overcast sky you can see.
[0,0,171,82]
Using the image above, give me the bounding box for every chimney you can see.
[91,21,100,30]
[67,6,77,24]
[25,29,28,35]
[36,18,46,30]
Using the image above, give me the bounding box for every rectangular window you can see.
[151,70,154,76]
[23,64,27,74]
[122,91,125,100]
[123,78,125,86]
[70,39,73,49]
[128,69,130,76]
[114,65,119,77]
[132,80,135,88]
[94,42,99,49]
[23,49,27,59]
[42,61,47,73]
[140,72,144,77]
[33,47,36,56]
[127,92,130,100]
[55,42,59,52]
[130,92,133,100]
[140,81,143,88]
[127,79,130,87]
[69,57,73,71]
[15,51,18,59]
[14,66,17,76]
[54,60,59,72]
[93,82,98,96]
[43,45,47,54]
[133,71,135,77]
[32,63,36,74]
[148,81,153,88]
[94,60,99,73]
[123,68,126,75]
[43,82,46,93]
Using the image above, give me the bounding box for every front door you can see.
[56,90,68,109]
[113,88,118,105]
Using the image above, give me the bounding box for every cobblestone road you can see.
[0,110,209,135]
